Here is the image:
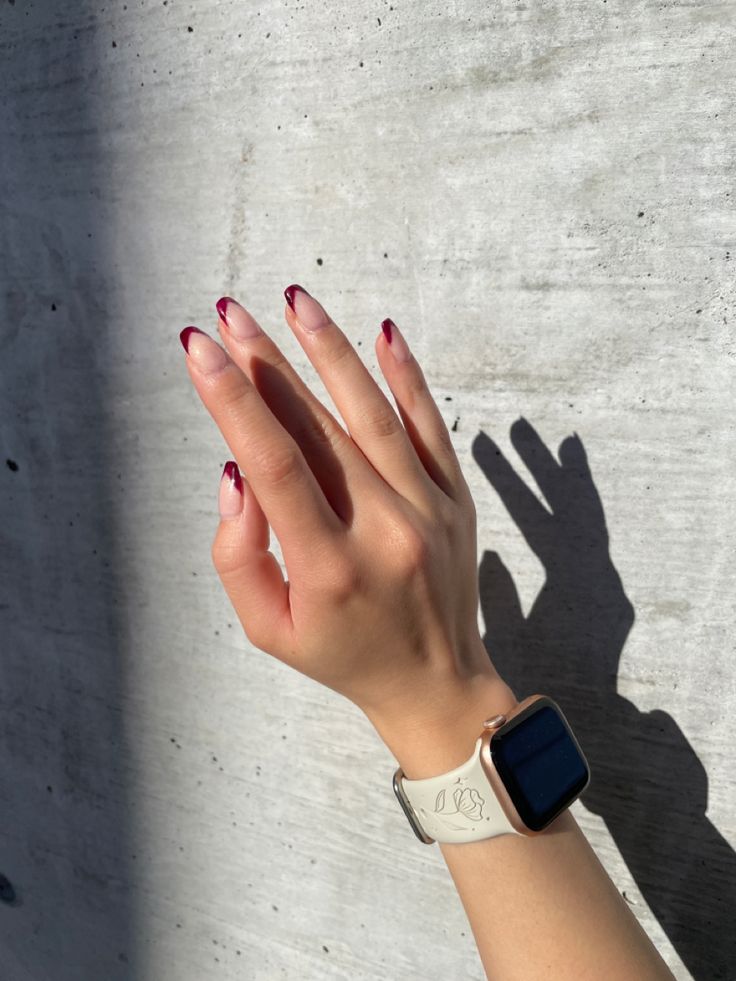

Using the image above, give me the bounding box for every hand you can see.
[180,286,515,769]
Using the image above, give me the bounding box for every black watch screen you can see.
[490,696,590,832]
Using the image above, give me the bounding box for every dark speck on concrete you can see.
[51,303,56,310]
[377,16,381,25]
[6,459,18,471]
[637,211,644,217]
[696,308,702,313]
[444,396,452,401]
[112,40,117,48]
[0,874,16,904]
[359,61,364,67]
[383,252,388,258]
[323,945,330,953]
[316,257,323,265]
[451,417,459,432]
[187,25,193,32]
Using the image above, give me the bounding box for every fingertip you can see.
[219,460,244,520]
[379,317,412,363]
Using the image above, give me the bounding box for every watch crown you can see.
[482,714,507,730]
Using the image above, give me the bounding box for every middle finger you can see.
[283,283,437,510]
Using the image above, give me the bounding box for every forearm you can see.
[373,674,675,981]
[440,809,674,981]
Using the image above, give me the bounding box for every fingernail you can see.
[180,326,229,374]
[381,318,412,363]
[284,283,329,332]
[219,460,244,519]
[216,296,262,339]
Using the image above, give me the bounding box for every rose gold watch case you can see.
[393,693,591,843]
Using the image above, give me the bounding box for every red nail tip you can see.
[216,297,232,324]
[223,460,243,493]
[180,325,204,352]
[381,318,395,343]
[284,284,307,311]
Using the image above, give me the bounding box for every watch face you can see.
[490,697,590,832]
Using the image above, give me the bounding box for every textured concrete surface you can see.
[1,2,734,979]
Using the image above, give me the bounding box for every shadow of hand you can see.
[472,419,734,981]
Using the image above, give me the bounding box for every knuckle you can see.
[217,376,253,416]
[403,370,427,406]
[438,491,476,543]
[211,538,237,574]
[359,404,401,440]
[435,419,458,457]
[394,522,430,576]
[434,496,459,535]
[291,411,335,453]
[320,556,361,602]
[255,445,301,487]
[323,335,355,370]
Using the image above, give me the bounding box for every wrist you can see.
[367,669,519,780]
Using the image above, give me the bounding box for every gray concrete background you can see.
[1,1,734,979]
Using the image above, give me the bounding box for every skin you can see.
[181,289,506,744]
[180,288,675,979]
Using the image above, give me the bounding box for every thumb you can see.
[211,461,293,657]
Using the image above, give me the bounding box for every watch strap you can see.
[397,735,524,844]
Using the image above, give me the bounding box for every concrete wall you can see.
[1,2,733,978]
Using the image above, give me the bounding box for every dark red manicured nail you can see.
[180,325,204,352]
[284,284,308,311]
[381,318,395,343]
[215,297,231,325]
[223,460,243,493]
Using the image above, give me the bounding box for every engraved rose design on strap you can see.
[425,778,486,833]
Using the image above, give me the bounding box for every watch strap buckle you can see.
[392,767,435,844]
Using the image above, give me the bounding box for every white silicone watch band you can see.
[399,735,524,844]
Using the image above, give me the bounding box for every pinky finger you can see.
[211,461,294,657]
[376,318,467,502]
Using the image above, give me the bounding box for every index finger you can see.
[180,325,344,565]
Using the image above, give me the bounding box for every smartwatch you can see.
[393,694,590,845]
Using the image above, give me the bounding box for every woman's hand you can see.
[180,286,516,775]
